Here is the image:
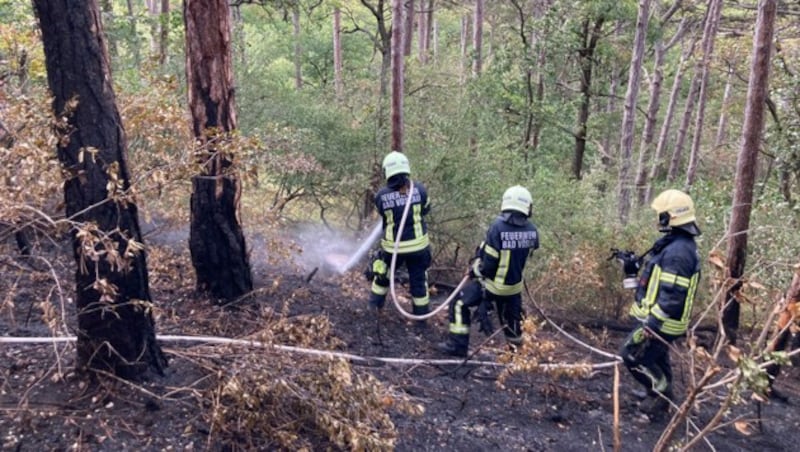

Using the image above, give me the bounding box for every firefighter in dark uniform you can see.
[619,189,701,418]
[368,151,432,316]
[437,185,539,357]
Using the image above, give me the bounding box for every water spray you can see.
[334,220,383,274]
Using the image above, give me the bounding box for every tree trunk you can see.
[333,7,343,99]
[645,35,697,202]
[472,0,484,77]
[417,0,427,63]
[460,14,469,84]
[391,0,405,153]
[184,0,253,302]
[572,16,605,180]
[635,18,689,206]
[713,63,734,150]
[404,0,414,57]
[601,22,623,168]
[158,0,170,66]
[723,0,777,345]
[685,0,723,189]
[293,6,303,90]
[617,0,652,224]
[33,0,166,378]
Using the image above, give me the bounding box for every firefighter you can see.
[437,185,540,357]
[619,189,701,419]
[368,151,432,316]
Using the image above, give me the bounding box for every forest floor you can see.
[2,218,800,451]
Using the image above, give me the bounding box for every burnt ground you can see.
[2,221,800,451]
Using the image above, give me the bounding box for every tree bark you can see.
[391,0,405,153]
[33,0,166,378]
[184,0,253,302]
[617,0,652,224]
[723,0,777,345]
[685,0,723,189]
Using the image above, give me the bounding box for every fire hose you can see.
[385,179,469,321]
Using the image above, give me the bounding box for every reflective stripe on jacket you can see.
[475,213,539,296]
[630,231,700,337]
[375,181,430,254]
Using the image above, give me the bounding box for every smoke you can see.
[290,221,382,275]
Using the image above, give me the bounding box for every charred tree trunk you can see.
[391,0,405,153]
[184,0,253,302]
[33,0,166,378]
[723,0,777,345]
[572,16,605,180]
[617,0,652,224]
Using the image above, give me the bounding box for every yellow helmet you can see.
[382,151,410,180]
[651,189,697,233]
[501,185,532,216]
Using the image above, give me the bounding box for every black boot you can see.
[436,340,467,358]
[436,333,469,358]
[368,293,385,310]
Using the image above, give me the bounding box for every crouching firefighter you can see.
[618,189,701,419]
[437,186,540,358]
[368,151,432,316]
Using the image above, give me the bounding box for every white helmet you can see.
[501,185,532,216]
[382,151,411,180]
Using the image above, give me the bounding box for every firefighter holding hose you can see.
[437,185,539,357]
[367,151,432,317]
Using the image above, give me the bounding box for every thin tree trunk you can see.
[714,63,734,149]
[685,0,723,189]
[617,0,652,224]
[184,0,253,302]
[391,0,405,153]
[634,40,665,206]
[158,0,169,66]
[432,17,438,63]
[293,6,303,90]
[472,0,483,77]
[405,0,414,57]
[33,0,166,378]
[602,22,623,168]
[333,7,343,99]
[460,14,469,84]
[645,35,697,202]
[572,16,605,180]
[723,0,777,345]
[635,18,688,205]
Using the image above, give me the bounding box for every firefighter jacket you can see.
[375,180,430,254]
[630,230,700,337]
[471,212,539,296]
